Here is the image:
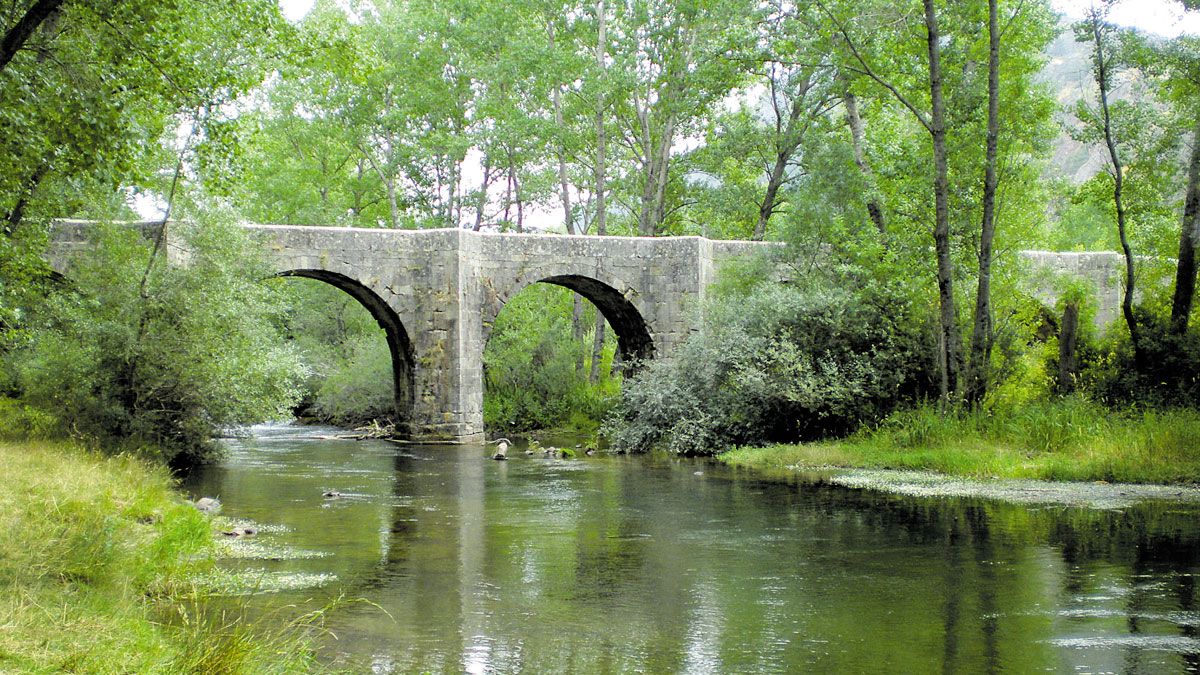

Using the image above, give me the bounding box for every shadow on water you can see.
[183,424,1200,674]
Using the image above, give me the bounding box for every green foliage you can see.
[310,333,395,427]
[281,279,395,427]
[484,284,619,433]
[8,219,306,465]
[1079,309,1200,407]
[606,269,933,455]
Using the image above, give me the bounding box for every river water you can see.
[183,423,1200,673]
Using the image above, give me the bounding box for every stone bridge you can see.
[48,221,1131,443]
[49,221,763,442]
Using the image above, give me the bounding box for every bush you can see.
[309,333,396,426]
[7,219,306,465]
[1080,308,1200,408]
[605,280,933,455]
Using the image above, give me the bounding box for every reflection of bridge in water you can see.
[49,221,1129,443]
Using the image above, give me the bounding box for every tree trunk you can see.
[590,314,606,383]
[1089,11,1141,363]
[966,0,1001,405]
[514,169,524,233]
[4,163,48,235]
[473,155,493,232]
[447,159,460,227]
[753,155,789,241]
[649,115,676,234]
[1170,114,1200,336]
[842,84,885,235]
[503,148,514,226]
[1057,299,1080,393]
[0,0,64,72]
[636,96,656,236]
[924,0,960,401]
[753,72,812,241]
[385,180,400,229]
[573,296,586,377]
[549,24,575,236]
[594,0,607,237]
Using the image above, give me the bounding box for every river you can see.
[182,423,1200,673]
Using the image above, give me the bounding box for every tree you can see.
[0,0,66,72]
[964,0,1002,404]
[1153,35,1200,336]
[823,0,961,400]
[606,0,753,236]
[1078,7,1142,362]
[1,0,291,345]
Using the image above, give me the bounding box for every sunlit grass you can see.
[0,439,326,673]
[720,398,1200,484]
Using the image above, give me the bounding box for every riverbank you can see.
[720,400,1200,485]
[0,440,319,673]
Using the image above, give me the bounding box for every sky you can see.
[279,0,315,22]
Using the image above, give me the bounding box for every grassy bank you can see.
[0,439,320,673]
[719,398,1200,484]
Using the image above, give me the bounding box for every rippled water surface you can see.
[183,423,1200,673]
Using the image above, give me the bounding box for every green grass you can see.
[720,397,1200,484]
[0,439,325,673]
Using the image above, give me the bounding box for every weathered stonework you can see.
[47,222,1130,442]
[1017,250,1130,328]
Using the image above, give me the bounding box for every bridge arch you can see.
[484,270,655,365]
[276,269,416,434]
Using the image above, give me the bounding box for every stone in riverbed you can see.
[193,497,221,513]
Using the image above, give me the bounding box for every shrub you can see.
[605,280,933,455]
[8,219,306,465]
[309,333,396,426]
[483,284,619,433]
[1080,308,1200,408]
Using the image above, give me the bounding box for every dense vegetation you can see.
[7,220,305,465]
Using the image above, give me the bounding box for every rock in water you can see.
[193,497,220,513]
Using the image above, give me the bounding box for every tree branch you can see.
[814,0,932,133]
[0,0,64,72]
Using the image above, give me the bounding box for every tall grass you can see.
[720,397,1200,484]
[0,440,325,673]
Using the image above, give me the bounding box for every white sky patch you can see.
[1051,0,1200,37]
[279,0,315,22]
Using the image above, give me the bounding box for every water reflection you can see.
[184,425,1200,673]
